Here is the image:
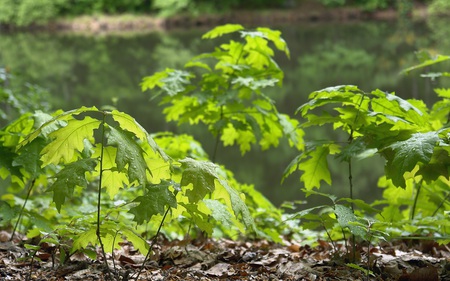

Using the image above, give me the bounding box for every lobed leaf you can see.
[386,131,440,187]
[19,106,98,150]
[180,202,213,235]
[401,54,450,75]
[202,24,244,39]
[111,110,169,161]
[13,138,46,178]
[48,158,97,212]
[217,177,256,231]
[41,116,101,166]
[130,181,177,224]
[106,125,148,186]
[204,199,235,229]
[140,69,169,92]
[334,204,367,238]
[299,145,332,190]
[180,158,217,203]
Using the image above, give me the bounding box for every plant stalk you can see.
[134,207,171,281]
[411,181,422,220]
[96,114,113,280]
[11,178,35,241]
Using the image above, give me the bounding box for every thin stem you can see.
[411,181,422,220]
[211,105,223,163]
[323,223,337,253]
[96,114,112,280]
[348,159,354,211]
[11,178,35,241]
[347,133,356,261]
[134,207,171,281]
[432,191,450,217]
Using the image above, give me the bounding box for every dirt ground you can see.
[1,231,449,281]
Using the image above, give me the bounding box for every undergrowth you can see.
[1,24,450,280]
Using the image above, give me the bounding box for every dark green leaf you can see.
[180,202,213,235]
[13,137,46,177]
[386,132,440,187]
[106,125,148,186]
[48,158,97,212]
[217,177,256,231]
[130,182,177,224]
[204,199,234,228]
[334,204,367,238]
[180,158,217,203]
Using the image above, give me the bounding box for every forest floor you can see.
[1,230,449,281]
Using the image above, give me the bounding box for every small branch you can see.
[96,113,113,280]
[411,180,422,220]
[134,207,171,281]
[432,191,450,217]
[211,106,223,163]
[11,178,35,241]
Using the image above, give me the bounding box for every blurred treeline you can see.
[0,0,441,27]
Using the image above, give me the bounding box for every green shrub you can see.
[0,0,67,26]
[428,0,450,15]
[0,0,17,24]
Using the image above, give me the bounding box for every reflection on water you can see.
[1,19,449,208]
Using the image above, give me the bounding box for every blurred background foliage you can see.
[0,0,443,27]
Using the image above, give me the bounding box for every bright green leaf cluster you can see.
[286,84,450,189]
[141,24,303,155]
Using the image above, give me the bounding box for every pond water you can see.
[1,17,449,208]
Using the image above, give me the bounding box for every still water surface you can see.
[1,18,449,208]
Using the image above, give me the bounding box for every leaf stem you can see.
[11,178,35,241]
[211,105,223,163]
[411,180,422,220]
[96,113,113,280]
[134,207,171,281]
[432,191,450,217]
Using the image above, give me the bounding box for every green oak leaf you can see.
[106,125,148,186]
[1,113,34,147]
[299,145,331,190]
[48,158,97,212]
[130,181,177,224]
[13,137,46,177]
[386,131,440,188]
[140,69,169,92]
[180,202,213,235]
[111,110,169,161]
[121,227,149,255]
[180,158,217,203]
[202,24,244,39]
[0,146,22,179]
[256,27,290,58]
[0,201,19,222]
[71,228,96,253]
[204,199,234,229]
[19,106,98,150]
[217,177,255,231]
[92,145,129,198]
[334,204,367,239]
[160,70,193,96]
[41,116,101,166]
[401,54,450,74]
[384,92,423,116]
